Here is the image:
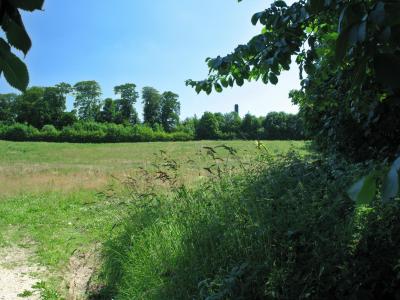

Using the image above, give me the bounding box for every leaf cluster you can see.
[0,0,44,91]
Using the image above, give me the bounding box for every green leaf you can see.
[228,77,234,87]
[214,83,223,93]
[8,0,44,11]
[220,78,229,88]
[262,73,269,84]
[348,174,377,205]
[236,77,244,86]
[2,15,32,55]
[195,85,202,94]
[251,12,263,26]
[0,38,29,91]
[382,157,400,202]
[274,1,287,8]
[269,72,278,85]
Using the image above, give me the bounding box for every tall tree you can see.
[221,112,241,136]
[241,113,261,139]
[99,98,117,123]
[160,91,180,132]
[263,112,303,140]
[14,83,71,128]
[196,112,220,140]
[114,83,139,125]
[42,82,72,126]
[0,93,18,124]
[142,87,161,127]
[73,81,102,121]
[14,86,46,128]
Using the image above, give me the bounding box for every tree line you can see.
[0,80,303,142]
[0,81,180,131]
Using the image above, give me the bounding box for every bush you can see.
[99,152,400,299]
[0,117,305,143]
[0,122,196,143]
[0,123,39,141]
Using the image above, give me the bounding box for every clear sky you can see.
[0,0,300,119]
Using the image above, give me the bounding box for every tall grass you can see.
[97,150,400,299]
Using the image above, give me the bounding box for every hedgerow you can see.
[0,122,194,143]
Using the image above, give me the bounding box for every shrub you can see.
[0,123,39,141]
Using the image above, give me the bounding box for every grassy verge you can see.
[98,151,400,299]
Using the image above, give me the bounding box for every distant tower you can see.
[234,104,239,114]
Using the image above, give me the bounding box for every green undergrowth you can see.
[97,151,400,299]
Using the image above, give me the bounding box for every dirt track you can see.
[0,247,42,300]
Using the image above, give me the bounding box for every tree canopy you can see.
[114,83,139,125]
[142,87,162,128]
[73,81,102,121]
[160,91,180,132]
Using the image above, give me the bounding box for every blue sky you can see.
[0,0,300,119]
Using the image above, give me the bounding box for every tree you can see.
[114,83,139,125]
[73,81,102,121]
[160,91,180,132]
[241,113,261,139]
[220,112,241,136]
[99,98,117,123]
[142,87,161,128]
[14,86,46,128]
[0,1,44,91]
[187,0,400,160]
[187,0,400,95]
[177,116,199,136]
[0,93,17,124]
[13,83,71,128]
[196,112,220,140]
[42,83,72,128]
[263,112,303,140]
[58,111,77,128]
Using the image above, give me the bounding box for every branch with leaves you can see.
[0,0,44,91]
[187,0,400,97]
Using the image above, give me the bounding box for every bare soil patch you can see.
[0,246,44,300]
[65,246,100,300]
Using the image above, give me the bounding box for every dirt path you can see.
[65,246,100,300]
[0,246,43,300]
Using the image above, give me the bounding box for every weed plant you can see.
[97,146,400,299]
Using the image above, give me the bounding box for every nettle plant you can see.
[0,0,44,91]
[187,0,400,203]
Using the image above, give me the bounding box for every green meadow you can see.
[0,140,306,298]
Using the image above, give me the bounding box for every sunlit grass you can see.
[0,140,308,296]
[0,140,307,197]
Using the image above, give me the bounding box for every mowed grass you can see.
[0,140,307,196]
[0,140,308,296]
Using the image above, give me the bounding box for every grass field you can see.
[0,140,307,298]
[0,140,306,197]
